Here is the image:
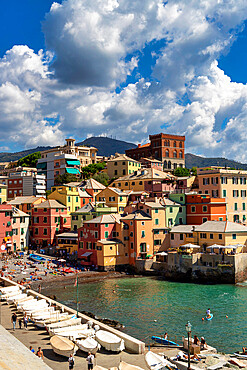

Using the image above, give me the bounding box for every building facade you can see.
[7,170,46,199]
[107,154,141,179]
[126,133,185,170]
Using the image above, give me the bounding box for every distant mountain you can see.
[77,136,137,156]
[185,153,247,170]
[0,146,53,163]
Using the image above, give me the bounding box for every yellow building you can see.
[107,154,141,179]
[96,239,129,271]
[56,232,78,256]
[48,184,81,214]
[197,167,247,223]
[95,187,128,213]
[0,184,7,204]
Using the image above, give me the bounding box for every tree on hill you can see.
[54,173,78,185]
[17,151,41,168]
[81,162,106,179]
[174,167,190,177]
[93,172,109,186]
[191,167,197,176]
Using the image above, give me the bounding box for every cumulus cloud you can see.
[1,0,247,161]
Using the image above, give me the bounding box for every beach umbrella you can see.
[58,259,66,262]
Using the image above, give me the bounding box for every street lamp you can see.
[185,321,192,370]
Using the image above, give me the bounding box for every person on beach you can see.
[164,332,168,340]
[206,308,211,318]
[86,352,94,370]
[194,335,200,345]
[23,313,28,329]
[201,337,207,350]
[36,347,44,360]
[68,353,75,369]
[18,317,22,329]
[38,284,41,294]
[30,346,35,353]
[11,312,17,330]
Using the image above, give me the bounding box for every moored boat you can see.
[46,317,80,335]
[95,330,125,352]
[50,335,78,357]
[145,351,177,370]
[151,336,179,346]
[233,352,247,359]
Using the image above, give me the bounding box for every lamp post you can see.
[185,321,192,370]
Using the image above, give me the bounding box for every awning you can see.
[81,252,93,257]
[156,252,168,256]
[66,159,80,166]
[66,168,80,175]
[37,162,47,169]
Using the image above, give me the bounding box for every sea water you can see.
[43,277,247,353]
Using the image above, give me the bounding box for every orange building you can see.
[186,194,227,225]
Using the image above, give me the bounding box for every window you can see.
[173,150,177,158]
[155,209,158,214]
[243,203,246,211]
[114,170,118,176]
[180,234,183,241]
[35,228,38,235]
[179,207,183,213]
[130,232,133,237]
[218,234,223,240]
[232,177,238,185]
[210,233,213,239]
[68,196,71,202]
[200,233,207,239]
[171,233,174,240]
[155,219,159,225]
[191,206,196,213]
[131,182,135,185]
[179,151,183,159]
[141,221,145,226]
[241,190,246,198]
[223,190,227,197]
[105,231,109,238]
[109,197,115,202]
[202,218,207,223]
[125,182,128,186]
[44,228,47,235]
[105,224,109,228]
[173,141,176,147]
[165,150,169,157]
[131,242,134,249]
[123,170,126,175]
[203,206,207,212]
[233,190,239,198]
[234,203,238,211]
[169,207,173,213]
[141,231,145,238]
[232,234,236,240]
[154,240,161,245]
[221,177,227,184]
[154,230,159,234]
[43,217,47,223]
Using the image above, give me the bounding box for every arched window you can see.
[173,163,177,169]
[179,142,182,148]
[164,160,167,169]
[179,151,183,158]
[174,141,176,147]
[173,150,177,158]
[165,150,169,158]
[168,161,171,169]
[164,140,170,147]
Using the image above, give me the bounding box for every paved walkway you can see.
[0,301,156,370]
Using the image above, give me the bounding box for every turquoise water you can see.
[43,277,247,353]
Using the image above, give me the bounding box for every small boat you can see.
[7,293,27,304]
[229,358,246,368]
[1,289,22,300]
[47,317,80,335]
[76,337,100,354]
[50,335,78,357]
[145,351,177,370]
[95,330,125,352]
[151,336,179,346]
[0,285,20,294]
[51,325,94,340]
[233,352,247,359]
[119,361,145,370]
[206,314,213,321]
[43,314,72,327]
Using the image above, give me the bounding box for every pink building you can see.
[78,214,120,266]
[0,204,13,252]
[31,199,68,248]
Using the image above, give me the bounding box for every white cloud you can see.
[1,0,247,161]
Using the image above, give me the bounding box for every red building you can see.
[31,199,69,248]
[126,133,185,170]
[186,194,227,225]
[78,214,119,266]
[0,204,13,252]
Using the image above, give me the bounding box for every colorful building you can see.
[95,187,128,213]
[96,239,129,271]
[0,184,7,204]
[107,154,141,179]
[78,214,120,266]
[197,167,247,223]
[0,204,14,252]
[56,231,78,257]
[186,194,227,225]
[126,133,185,170]
[8,196,46,217]
[139,157,163,171]
[7,170,46,199]
[31,199,69,248]
[161,198,186,227]
[78,178,106,202]
[111,168,176,197]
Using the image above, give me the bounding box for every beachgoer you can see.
[68,353,75,369]
[38,284,41,294]
[18,318,22,329]
[23,313,28,329]
[86,352,94,370]
[194,335,200,345]
[201,337,207,349]
[30,346,35,354]
[243,347,247,354]
[206,308,211,318]
[164,332,168,340]
[36,347,44,360]
[11,313,17,330]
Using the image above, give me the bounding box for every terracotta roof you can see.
[171,225,196,233]
[8,196,45,205]
[144,202,164,209]
[73,203,95,214]
[108,187,128,196]
[13,209,30,217]
[108,154,140,163]
[115,168,175,181]
[79,178,105,190]
[35,199,66,209]
[121,210,151,221]
[161,198,181,207]
[85,214,121,224]
[195,221,247,233]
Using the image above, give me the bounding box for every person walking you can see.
[68,353,75,369]
[11,312,17,330]
[18,317,22,329]
[36,347,44,360]
[86,352,94,370]
[23,313,28,329]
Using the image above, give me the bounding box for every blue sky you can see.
[1,0,247,161]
